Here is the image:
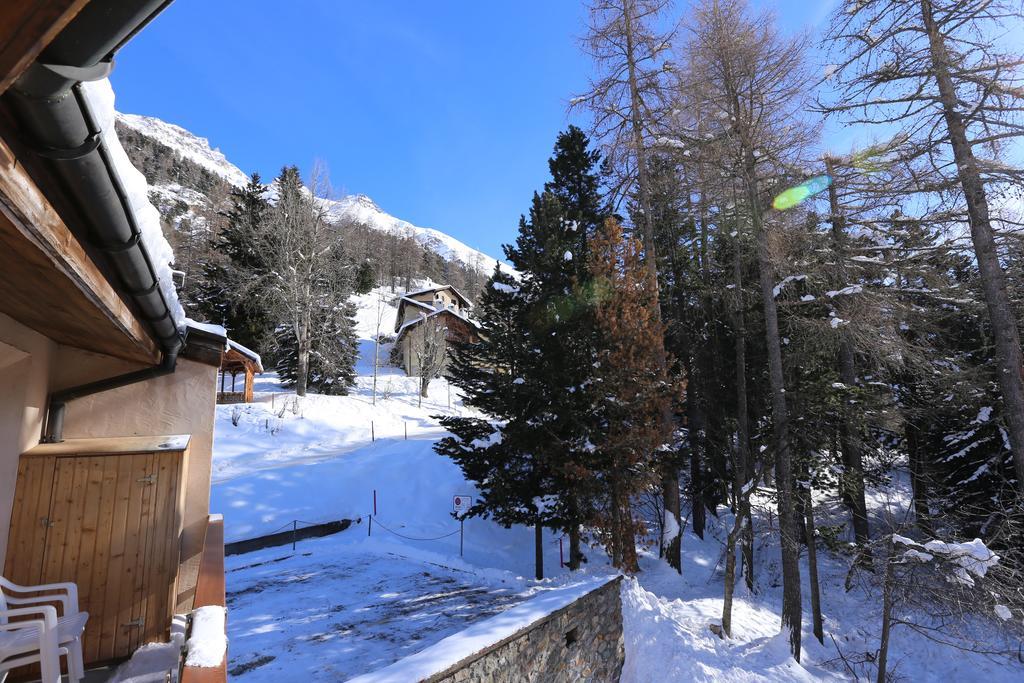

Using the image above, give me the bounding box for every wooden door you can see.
[5,449,184,664]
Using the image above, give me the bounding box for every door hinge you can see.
[137,474,157,485]
[122,617,145,630]
[40,517,55,528]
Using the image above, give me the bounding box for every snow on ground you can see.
[619,474,1024,683]
[225,536,542,681]
[214,284,1023,682]
[348,575,613,683]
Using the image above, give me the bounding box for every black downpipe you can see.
[44,348,180,442]
[4,0,183,442]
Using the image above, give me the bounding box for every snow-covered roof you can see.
[394,307,479,342]
[227,339,263,373]
[83,79,186,331]
[403,284,473,308]
[186,318,227,339]
[397,296,436,313]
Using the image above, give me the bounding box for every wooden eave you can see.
[0,134,160,364]
[221,347,258,375]
[0,0,91,96]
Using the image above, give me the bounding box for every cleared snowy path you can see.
[225,537,528,681]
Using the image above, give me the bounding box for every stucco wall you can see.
[0,320,217,608]
[57,348,217,605]
[427,577,624,683]
[0,312,55,563]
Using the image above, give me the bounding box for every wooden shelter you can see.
[217,340,263,404]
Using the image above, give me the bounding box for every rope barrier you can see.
[369,516,460,541]
[264,518,335,535]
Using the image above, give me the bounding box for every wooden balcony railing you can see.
[180,514,226,683]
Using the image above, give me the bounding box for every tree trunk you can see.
[620,484,640,573]
[837,340,871,549]
[622,0,682,556]
[803,484,824,645]
[921,0,1024,495]
[877,539,895,683]
[905,407,934,536]
[535,520,544,581]
[731,216,755,590]
[296,336,309,397]
[662,469,681,572]
[825,157,872,549]
[687,366,707,540]
[722,514,739,638]
[569,525,582,571]
[748,152,802,660]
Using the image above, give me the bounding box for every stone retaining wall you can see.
[425,576,624,683]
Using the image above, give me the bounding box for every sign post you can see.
[453,495,472,557]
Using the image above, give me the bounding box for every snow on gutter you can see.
[83,78,185,328]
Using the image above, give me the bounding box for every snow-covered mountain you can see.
[118,113,250,188]
[116,112,506,274]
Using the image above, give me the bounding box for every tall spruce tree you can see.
[199,173,278,353]
[437,128,608,576]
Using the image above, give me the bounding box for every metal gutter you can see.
[2,0,182,441]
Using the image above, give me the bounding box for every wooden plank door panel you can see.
[82,453,120,664]
[6,449,186,665]
[126,453,155,655]
[95,453,136,663]
[3,455,56,585]
[142,452,179,646]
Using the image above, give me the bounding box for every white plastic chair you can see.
[0,577,88,683]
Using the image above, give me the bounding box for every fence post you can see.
[292,520,297,551]
[371,421,375,442]
[404,423,407,440]
[460,518,464,558]
[373,489,377,516]
[367,515,372,537]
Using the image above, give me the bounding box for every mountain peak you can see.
[117,112,510,275]
[116,112,251,188]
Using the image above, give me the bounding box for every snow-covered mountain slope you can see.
[323,194,503,274]
[117,113,250,187]
[117,112,507,274]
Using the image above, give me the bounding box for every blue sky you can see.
[113,0,838,260]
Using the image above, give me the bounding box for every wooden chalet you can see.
[217,340,263,404]
[393,285,480,375]
[0,2,227,681]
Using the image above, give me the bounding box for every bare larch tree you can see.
[824,0,1024,495]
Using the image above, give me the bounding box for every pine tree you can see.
[199,173,277,353]
[587,218,676,572]
[275,300,359,395]
[438,128,609,576]
[355,260,376,294]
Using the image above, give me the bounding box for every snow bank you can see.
[107,615,186,683]
[83,79,186,329]
[620,577,841,683]
[185,606,227,667]
[346,576,615,683]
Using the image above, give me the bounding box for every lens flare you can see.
[772,175,832,211]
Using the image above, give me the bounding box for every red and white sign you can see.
[453,495,472,516]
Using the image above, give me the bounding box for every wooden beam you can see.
[0,0,92,96]
[181,516,227,683]
[0,134,160,364]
